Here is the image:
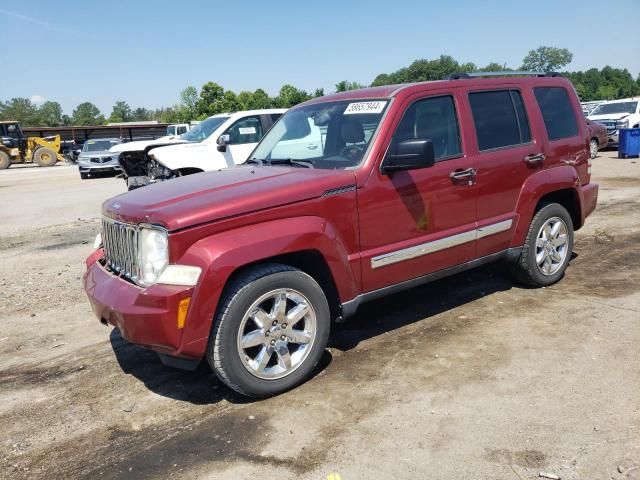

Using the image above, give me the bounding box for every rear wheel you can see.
[0,151,10,170]
[208,263,330,398]
[511,203,574,287]
[34,148,58,167]
[589,139,598,159]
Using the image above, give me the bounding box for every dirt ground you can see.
[0,152,638,480]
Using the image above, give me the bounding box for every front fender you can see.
[511,165,581,246]
[173,216,360,358]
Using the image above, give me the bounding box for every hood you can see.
[110,136,183,153]
[151,142,209,159]
[102,166,357,231]
[587,113,630,121]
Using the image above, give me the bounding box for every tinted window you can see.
[469,90,531,151]
[225,116,263,144]
[534,87,578,140]
[391,95,461,160]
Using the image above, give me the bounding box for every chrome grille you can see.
[101,217,140,281]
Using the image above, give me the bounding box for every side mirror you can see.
[382,139,435,174]
[217,134,231,152]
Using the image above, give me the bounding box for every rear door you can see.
[461,87,543,257]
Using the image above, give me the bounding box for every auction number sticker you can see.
[238,126,256,135]
[344,101,387,115]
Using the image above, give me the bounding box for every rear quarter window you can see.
[534,87,579,141]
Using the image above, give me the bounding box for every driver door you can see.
[358,92,478,292]
[221,115,264,166]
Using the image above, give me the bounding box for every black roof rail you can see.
[445,71,562,80]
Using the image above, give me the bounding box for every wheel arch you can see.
[172,216,359,358]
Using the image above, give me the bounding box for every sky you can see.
[1,0,639,116]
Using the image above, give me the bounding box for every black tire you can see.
[589,139,598,159]
[34,147,58,167]
[80,172,89,179]
[0,151,10,170]
[511,203,574,287]
[208,263,330,398]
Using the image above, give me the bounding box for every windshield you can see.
[180,116,229,142]
[590,101,638,115]
[251,100,388,169]
[83,139,119,152]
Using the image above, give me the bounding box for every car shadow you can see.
[329,262,522,351]
[110,257,572,404]
[109,328,332,405]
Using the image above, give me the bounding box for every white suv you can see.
[112,109,285,189]
[587,97,640,146]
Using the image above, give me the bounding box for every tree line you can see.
[2,46,639,128]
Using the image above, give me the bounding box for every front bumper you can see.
[606,131,619,146]
[79,164,122,174]
[83,252,195,358]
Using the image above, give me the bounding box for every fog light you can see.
[177,297,191,329]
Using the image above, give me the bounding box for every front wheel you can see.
[511,203,574,287]
[589,139,598,159]
[0,151,10,170]
[208,263,330,398]
[34,147,58,167]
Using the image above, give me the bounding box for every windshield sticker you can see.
[87,140,95,144]
[239,126,257,135]
[344,101,387,115]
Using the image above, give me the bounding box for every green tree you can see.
[521,46,573,72]
[218,90,241,113]
[313,88,325,98]
[179,86,198,119]
[72,102,105,125]
[0,98,39,125]
[248,88,273,109]
[275,84,310,108]
[131,107,152,121]
[371,55,476,86]
[335,80,365,92]
[109,100,132,123]
[36,101,63,127]
[196,81,224,116]
[481,62,511,72]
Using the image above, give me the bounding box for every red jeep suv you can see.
[85,73,598,397]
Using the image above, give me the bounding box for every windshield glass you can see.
[251,100,388,169]
[180,116,229,142]
[591,101,638,115]
[83,139,119,152]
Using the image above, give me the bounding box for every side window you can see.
[534,87,578,141]
[177,125,188,135]
[391,95,461,160]
[225,116,263,144]
[270,113,282,124]
[469,90,531,151]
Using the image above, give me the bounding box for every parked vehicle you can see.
[77,138,123,179]
[587,97,640,146]
[166,124,190,136]
[586,119,607,159]
[85,72,598,398]
[0,121,65,169]
[63,141,84,163]
[581,101,604,116]
[112,109,285,189]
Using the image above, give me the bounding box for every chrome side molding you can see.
[371,219,513,269]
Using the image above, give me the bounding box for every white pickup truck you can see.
[587,97,640,146]
[111,109,285,189]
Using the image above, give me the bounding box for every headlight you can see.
[139,227,169,286]
[616,118,629,129]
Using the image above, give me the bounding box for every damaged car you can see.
[112,109,285,189]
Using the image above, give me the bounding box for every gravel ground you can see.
[0,152,638,480]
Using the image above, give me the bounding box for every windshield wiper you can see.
[246,157,263,165]
[268,158,314,168]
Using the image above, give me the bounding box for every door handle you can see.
[306,143,318,150]
[449,167,477,180]
[524,153,545,164]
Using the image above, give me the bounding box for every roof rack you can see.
[445,71,562,80]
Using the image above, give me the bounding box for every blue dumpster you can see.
[618,128,640,158]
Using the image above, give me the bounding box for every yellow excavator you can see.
[0,120,65,169]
